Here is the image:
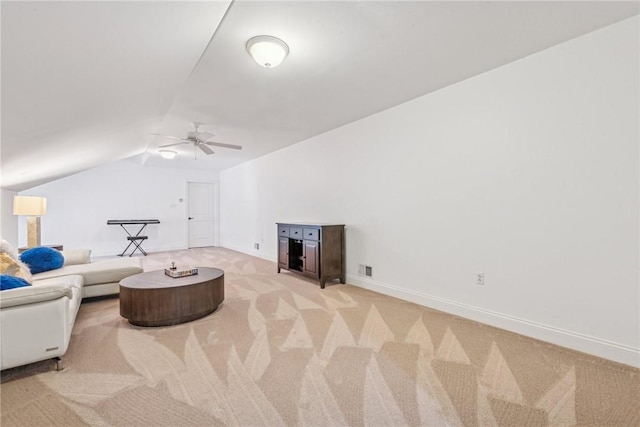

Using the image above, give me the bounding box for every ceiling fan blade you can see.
[151,133,183,140]
[159,141,189,148]
[205,141,243,150]
[198,144,215,155]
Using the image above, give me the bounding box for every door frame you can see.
[185,180,219,248]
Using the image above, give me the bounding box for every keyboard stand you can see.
[107,219,160,257]
[125,236,149,257]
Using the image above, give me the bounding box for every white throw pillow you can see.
[61,249,92,266]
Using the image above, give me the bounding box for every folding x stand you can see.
[107,219,160,257]
[123,235,149,257]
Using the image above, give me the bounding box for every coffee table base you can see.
[120,268,224,327]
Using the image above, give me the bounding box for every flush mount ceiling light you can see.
[159,149,177,159]
[246,35,289,68]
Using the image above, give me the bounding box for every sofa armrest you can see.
[0,275,83,370]
[0,280,76,309]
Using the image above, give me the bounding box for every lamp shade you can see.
[246,35,289,68]
[13,196,47,216]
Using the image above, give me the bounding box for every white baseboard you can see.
[222,244,275,262]
[92,245,188,258]
[347,274,640,368]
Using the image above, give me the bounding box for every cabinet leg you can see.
[340,273,346,284]
[277,267,281,273]
[320,280,326,289]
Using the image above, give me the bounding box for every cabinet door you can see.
[303,240,319,276]
[278,237,289,269]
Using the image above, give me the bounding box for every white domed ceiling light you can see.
[159,149,177,159]
[246,35,289,68]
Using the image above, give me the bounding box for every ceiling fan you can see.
[153,122,242,156]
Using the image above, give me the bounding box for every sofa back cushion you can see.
[20,247,64,274]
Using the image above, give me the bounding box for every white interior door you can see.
[188,182,215,248]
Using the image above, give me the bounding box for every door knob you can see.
[188,217,194,220]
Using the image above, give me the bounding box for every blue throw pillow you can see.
[20,247,64,274]
[0,275,31,290]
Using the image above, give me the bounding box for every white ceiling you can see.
[2,1,638,191]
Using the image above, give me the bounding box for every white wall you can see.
[21,158,219,256]
[1,188,18,246]
[220,17,639,366]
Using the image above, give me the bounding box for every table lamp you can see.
[13,196,47,248]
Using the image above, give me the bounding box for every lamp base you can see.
[26,216,41,248]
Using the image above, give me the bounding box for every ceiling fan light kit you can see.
[246,35,289,68]
[159,149,177,159]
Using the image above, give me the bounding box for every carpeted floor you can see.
[1,247,639,426]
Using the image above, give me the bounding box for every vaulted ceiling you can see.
[2,1,638,191]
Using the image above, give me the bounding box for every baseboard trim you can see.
[92,245,189,258]
[222,244,275,262]
[347,274,640,368]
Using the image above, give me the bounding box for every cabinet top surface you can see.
[277,222,344,227]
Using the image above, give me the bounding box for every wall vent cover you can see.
[359,264,373,277]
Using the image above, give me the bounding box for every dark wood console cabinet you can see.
[276,223,345,289]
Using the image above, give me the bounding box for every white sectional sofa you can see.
[0,250,142,371]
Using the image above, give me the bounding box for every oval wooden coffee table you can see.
[119,267,224,327]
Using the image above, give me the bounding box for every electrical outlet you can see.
[476,272,485,285]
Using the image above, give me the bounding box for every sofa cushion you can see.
[33,275,84,293]
[0,275,31,290]
[61,249,92,266]
[33,257,143,286]
[20,247,64,274]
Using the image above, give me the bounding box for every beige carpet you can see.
[1,247,639,426]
